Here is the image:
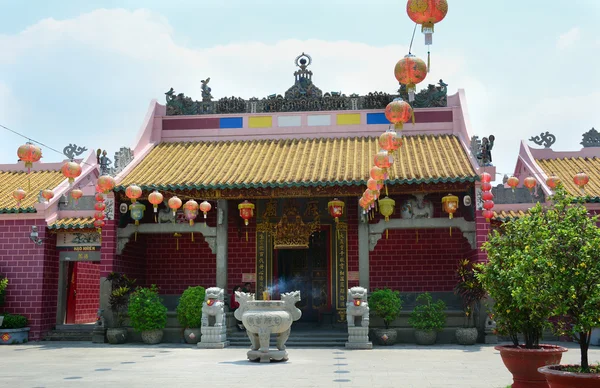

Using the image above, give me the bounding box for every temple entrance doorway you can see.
[274,228,330,323]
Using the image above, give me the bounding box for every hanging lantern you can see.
[17,142,42,172]
[70,189,83,204]
[483,200,495,211]
[370,166,387,182]
[358,197,370,214]
[199,201,212,219]
[363,189,376,203]
[95,192,105,203]
[480,172,492,183]
[482,209,494,222]
[482,191,494,201]
[481,182,492,192]
[238,200,255,241]
[168,196,182,217]
[546,175,560,189]
[379,128,403,153]
[183,200,199,226]
[573,172,589,195]
[442,193,459,219]
[328,198,344,223]
[523,176,537,192]
[406,0,448,69]
[125,184,142,204]
[384,97,414,130]
[148,191,164,222]
[129,203,146,226]
[367,178,380,191]
[94,202,106,212]
[506,176,519,192]
[97,175,116,194]
[93,219,105,234]
[378,197,395,239]
[41,189,54,203]
[94,211,106,221]
[61,161,82,185]
[394,54,428,102]
[374,150,393,169]
[13,188,26,208]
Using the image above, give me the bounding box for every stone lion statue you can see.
[346,287,369,327]
[202,287,225,327]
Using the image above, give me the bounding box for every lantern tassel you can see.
[191,232,194,242]
[386,229,388,239]
[385,184,389,197]
[427,50,431,73]
[135,231,137,242]
[245,231,248,242]
[449,227,452,236]
[155,214,157,223]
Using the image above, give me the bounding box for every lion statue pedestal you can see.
[197,287,229,349]
[345,287,372,349]
[235,291,302,363]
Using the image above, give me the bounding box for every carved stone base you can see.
[200,326,227,344]
[345,342,372,349]
[197,341,229,349]
[485,334,498,344]
[347,327,369,343]
[247,349,288,363]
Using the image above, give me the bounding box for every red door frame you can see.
[65,262,77,324]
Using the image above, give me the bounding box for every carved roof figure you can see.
[581,128,600,148]
[284,53,323,100]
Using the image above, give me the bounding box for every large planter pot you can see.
[495,344,567,388]
[106,327,128,344]
[414,330,437,345]
[0,316,3,327]
[456,327,478,345]
[538,365,600,388]
[372,328,398,346]
[141,329,163,344]
[0,327,29,344]
[184,328,201,344]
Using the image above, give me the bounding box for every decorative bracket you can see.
[116,223,217,254]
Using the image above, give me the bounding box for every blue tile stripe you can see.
[219,117,243,129]
[366,113,390,125]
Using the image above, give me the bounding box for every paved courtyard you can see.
[0,341,598,387]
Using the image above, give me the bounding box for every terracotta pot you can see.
[538,365,600,388]
[495,344,567,388]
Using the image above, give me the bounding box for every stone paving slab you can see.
[0,341,598,388]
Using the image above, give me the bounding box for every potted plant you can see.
[368,288,402,345]
[523,186,600,387]
[0,313,29,344]
[454,259,486,345]
[0,275,7,327]
[128,285,167,344]
[106,272,136,344]
[477,192,568,387]
[176,286,205,344]
[408,292,446,345]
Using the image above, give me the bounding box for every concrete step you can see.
[44,331,93,341]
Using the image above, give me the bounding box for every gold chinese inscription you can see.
[335,221,348,322]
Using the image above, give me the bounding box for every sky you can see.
[0,0,599,179]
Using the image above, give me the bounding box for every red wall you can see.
[346,203,359,288]
[227,201,256,293]
[0,218,58,341]
[117,234,147,287]
[369,227,472,292]
[74,262,99,324]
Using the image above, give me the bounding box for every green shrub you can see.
[128,285,167,332]
[176,286,205,328]
[369,288,402,329]
[408,292,446,332]
[1,314,28,329]
[106,272,136,328]
[0,276,8,308]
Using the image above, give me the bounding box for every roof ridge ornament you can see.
[63,144,88,160]
[529,132,556,149]
[581,127,600,148]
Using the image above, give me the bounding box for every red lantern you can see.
[523,176,537,192]
[482,209,494,222]
[238,200,255,241]
[93,219,105,234]
[148,190,163,212]
[370,166,386,181]
[481,182,492,192]
[183,200,199,226]
[94,211,106,221]
[97,175,116,194]
[94,202,106,212]
[358,197,370,213]
[61,161,82,185]
[168,196,182,217]
[379,128,403,152]
[482,191,494,201]
[95,192,105,202]
[506,176,519,192]
[41,189,54,203]
[483,200,494,211]
[199,201,212,219]
[407,0,448,68]
[367,178,379,191]
[384,98,413,130]
[441,193,459,219]
[573,172,589,194]
[546,175,560,189]
[374,150,393,169]
[13,188,26,207]
[125,184,142,203]
[480,172,492,183]
[328,198,344,223]
[394,54,428,102]
[363,189,376,203]
[17,142,42,172]
[70,189,83,204]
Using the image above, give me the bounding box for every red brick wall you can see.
[74,262,99,324]
[473,210,491,263]
[117,235,147,286]
[0,218,58,341]
[100,219,117,277]
[145,233,216,294]
[369,227,472,292]
[227,201,256,293]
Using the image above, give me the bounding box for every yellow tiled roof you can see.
[493,210,529,221]
[48,217,95,230]
[0,170,65,212]
[118,135,476,190]
[536,157,600,198]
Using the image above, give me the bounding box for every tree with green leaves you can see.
[369,288,402,329]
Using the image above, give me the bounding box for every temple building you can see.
[3,53,595,342]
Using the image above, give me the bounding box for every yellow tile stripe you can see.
[119,135,476,189]
[248,116,273,128]
[0,170,65,211]
[48,217,95,230]
[536,157,600,197]
[336,113,361,125]
[493,210,528,220]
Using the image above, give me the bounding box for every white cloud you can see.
[557,27,581,50]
